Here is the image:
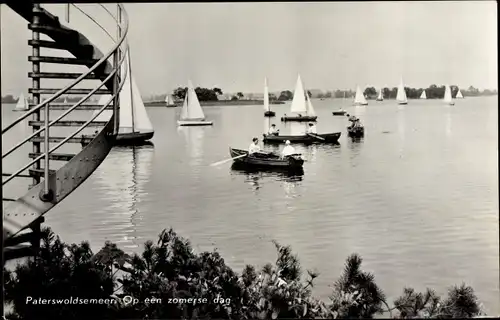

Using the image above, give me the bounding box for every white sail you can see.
[290,74,307,114]
[64,97,68,104]
[443,85,453,104]
[165,95,170,104]
[263,77,270,111]
[94,95,113,122]
[396,78,407,103]
[377,88,383,100]
[130,75,154,133]
[306,94,316,116]
[180,80,206,120]
[353,86,367,105]
[420,90,427,99]
[14,92,28,111]
[456,89,464,99]
[92,50,154,134]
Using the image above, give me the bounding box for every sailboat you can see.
[13,92,29,111]
[63,96,68,104]
[332,91,347,116]
[396,78,408,105]
[92,49,154,145]
[165,94,176,107]
[376,88,384,101]
[263,77,275,117]
[456,88,464,99]
[177,80,213,126]
[420,90,427,99]
[353,85,368,106]
[443,85,454,106]
[281,74,318,122]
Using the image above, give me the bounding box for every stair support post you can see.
[113,4,122,136]
[39,101,53,202]
[31,4,42,187]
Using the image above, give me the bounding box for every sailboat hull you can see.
[264,111,276,117]
[376,99,383,101]
[115,131,154,145]
[353,103,368,106]
[13,109,28,112]
[177,120,213,126]
[398,101,408,105]
[332,110,347,116]
[281,115,317,122]
[166,104,177,108]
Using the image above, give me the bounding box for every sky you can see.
[1,1,497,97]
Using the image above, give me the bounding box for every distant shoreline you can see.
[144,99,286,107]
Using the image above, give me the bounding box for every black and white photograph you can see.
[1,1,498,319]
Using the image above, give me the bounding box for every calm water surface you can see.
[2,97,499,314]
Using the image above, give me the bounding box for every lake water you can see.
[2,97,499,314]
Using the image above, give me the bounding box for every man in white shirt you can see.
[268,124,280,135]
[281,140,295,158]
[306,122,317,134]
[248,137,261,154]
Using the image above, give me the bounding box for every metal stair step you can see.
[29,88,112,95]
[28,56,100,66]
[29,103,113,111]
[28,39,94,55]
[28,24,78,38]
[28,120,108,127]
[29,136,95,144]
[29,152,76,162]
[28,168,57,178]
[29,72,109,80]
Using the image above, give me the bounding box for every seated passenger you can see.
[306,122,317,134]
[268,124,280,135]
[281,140,296,158]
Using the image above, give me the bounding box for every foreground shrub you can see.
[3,227,486,319]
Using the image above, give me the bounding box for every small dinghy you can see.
[281,74,318,122]
[177,80,213,126]
[263,132,341,144]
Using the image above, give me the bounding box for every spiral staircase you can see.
[2,3,130,262]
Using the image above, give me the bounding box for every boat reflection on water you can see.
[230,162,304,182]
[93,143,155,252]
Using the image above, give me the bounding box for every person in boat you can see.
[267,124,280,135]
[248,137,270,158]
[306,122,317,134]
[281,140,296,159]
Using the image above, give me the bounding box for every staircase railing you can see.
[2,3,130,247]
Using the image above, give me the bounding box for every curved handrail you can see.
[1,45,129,161]
[1,51,129,186]
[1,4,130,134]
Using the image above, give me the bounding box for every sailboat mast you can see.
[127,47,136,133]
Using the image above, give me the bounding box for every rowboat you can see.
[231,162,304,177]
[281,115,317,122]
[229,147,304,169]
[262,132,341,144]
[332,109,347,116]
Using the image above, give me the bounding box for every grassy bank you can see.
[144,99,285,107]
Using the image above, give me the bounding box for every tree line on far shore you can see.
[2,85,496,104]
[3,226,486,319]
